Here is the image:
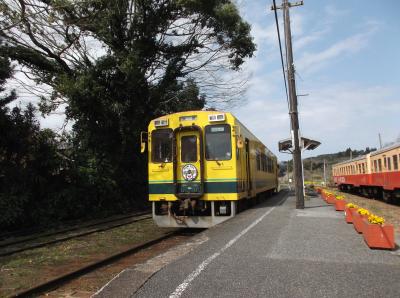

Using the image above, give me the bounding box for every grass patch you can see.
[0,219,176,297]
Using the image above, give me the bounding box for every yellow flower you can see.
[368,214,385,225]
[346,203,358,208]
[336,195,345,200]
[357,208,370,216]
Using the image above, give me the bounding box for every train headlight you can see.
[208,113,225,122]
[154,119,169,127]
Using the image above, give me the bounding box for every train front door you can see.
[245,138,252,196]
[175,129,203,198]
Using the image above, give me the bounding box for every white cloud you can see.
[299,83,400,158]
[296,21,379,75]
[324,5,350,17]
[294,28,329,51]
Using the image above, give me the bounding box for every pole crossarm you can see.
[271,1,304,10]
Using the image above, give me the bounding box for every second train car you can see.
[141,110,278,228]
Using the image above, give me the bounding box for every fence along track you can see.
[0,212,152,257]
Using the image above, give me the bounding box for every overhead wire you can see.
[272,0,290,111]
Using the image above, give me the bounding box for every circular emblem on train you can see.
[182,164,198,181]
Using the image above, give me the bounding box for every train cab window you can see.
[387,157,391,171]
[394,155,398,170]
[181,135,197,162]
[152,129,173,163]
[205,124,232,160]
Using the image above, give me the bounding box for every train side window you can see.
[256,152,260,171]
[267,157,271,173]
[384,157,387,169]
[378,159,382,172]
[373,160,377,172]
[151,129,173,163]
[205,124,232,161]
[387,157,391,171]
[263,155,266,172]
[181,135,197,163]
[394,155,398,170]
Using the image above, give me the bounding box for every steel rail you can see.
[0,210,150,249]
[0,214,152,257]
[12,230,179,298]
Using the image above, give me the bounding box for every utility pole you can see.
[378,133,383,149]
[272,0,304,209]
[323,159,327,186]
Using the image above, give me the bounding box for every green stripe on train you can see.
[148,182,238,194]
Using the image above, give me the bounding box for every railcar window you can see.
[378,159,382,172]
[205,124,232,161]
[394,155,398,170]
[181,135,197,163]
[268,157,272,173]
[387,157,391,171]
[262,154,267,172]
[152,129,173,163]
[373,160,377,172]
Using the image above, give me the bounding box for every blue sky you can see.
[232,0,400,161]
[19,0,399,161]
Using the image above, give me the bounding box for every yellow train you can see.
[141,110,278,227]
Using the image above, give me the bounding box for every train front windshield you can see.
[205,124,232,160]
[152,129,173,163]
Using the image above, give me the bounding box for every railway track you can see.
[0,210,142,241]
[0,211,151,257]
[11,229,199,297]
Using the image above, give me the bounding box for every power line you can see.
[272,0,289,110]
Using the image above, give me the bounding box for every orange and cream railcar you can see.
[141,110,278,228]
[332,143,400,203]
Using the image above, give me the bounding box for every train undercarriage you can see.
[337,184,400,204]
[152,189,276,228]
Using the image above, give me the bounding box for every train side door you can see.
[176,131,203,196]
[383,156,390,189]
[245,138,252,196]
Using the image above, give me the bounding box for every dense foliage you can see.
[0,1,255,231]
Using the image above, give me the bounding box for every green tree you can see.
[1,0,256,210]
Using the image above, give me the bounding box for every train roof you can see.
[151,110,277,158]
[332,155,366,167]
[332,142,400,167]
[370,142,400,156]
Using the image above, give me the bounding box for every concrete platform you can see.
[95,191,400,298]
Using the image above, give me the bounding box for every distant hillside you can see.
[279,147,377,184]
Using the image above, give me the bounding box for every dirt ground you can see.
[41,234,191,298]
[328,188,400,235]
[0,219,176,297]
